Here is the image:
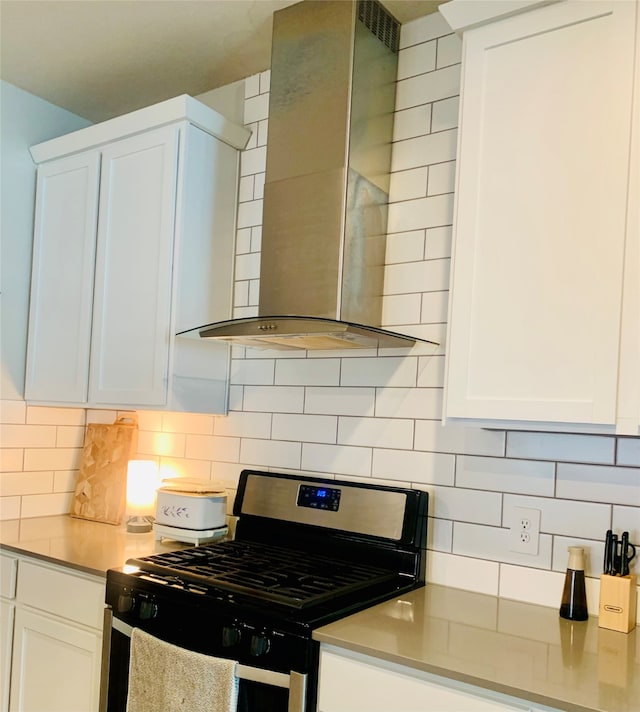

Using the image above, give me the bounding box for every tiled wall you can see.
[1,11,639,614]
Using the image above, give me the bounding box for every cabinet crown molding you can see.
[30,94,251,164]
[439,0,560,32]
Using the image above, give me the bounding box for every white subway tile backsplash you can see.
[401,12,454,49]
[0,400,26,424]
[250,226,262,252]
[499,565,565,610]
[382,294,422,326]
[612,505,640,539]
[425,226,453,259]
[23,448,81,472]
[338,417,413,450]
[304,387,375,417]
[427,160,456,196]
[244,91,269,123]
[244,74,260,99]
[0,471,53,496]
[275,359,340,387]
[236,199,263,229]
[556,463,640,506]
[428,515,454,552]
[273,414,337,444]
[53,470,77,493]
[427,551,500,596]
[56,426,85,448]
[240,146,267,176]
[26,406,84,426]
[341,357,417,388]
[159,457,211,480]
[453,522,553,570]
[376,387,443,420]
[431,485,502,525]
[213,411,272,439]
[234,252,260,281]
[243,386,305,413]
[259,70,271,95]
[432,96,460,132]
[456,456,555,496]
[161,412,214,435]
[396,65,461,111]
[136,431,185,458]
[392,129,458,172]
[421,290,448,324]
[0,449,23,472]
[417,355,446,388]
[231,358,275,386]
[301,443,372,477]
[384,258,450,295]
[254,171,265,199]
[415,420,505,456]
[185,434,240,463]
[372,448,454,485]
[233,281,249,308]
[20,492,73,519]
[385,230,425,264]
[0,425,57,448]
[241,438,302,470]
[389,167,428,202]
[506,431,615,464]
[238,175,254,202]
[388,193,454,234]
[392,105,431,141]
[618,437,640,466]
[0,496,21,521]
[398,40,436,80]
[437,33,463,68]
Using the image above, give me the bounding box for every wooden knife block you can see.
[598,574,637,633]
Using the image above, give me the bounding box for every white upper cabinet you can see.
[25,96,250,414]
[441,0,640,434]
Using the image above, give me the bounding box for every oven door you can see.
[100,607,308,712]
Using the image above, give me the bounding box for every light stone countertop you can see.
[2,517,637,712]
[0,515,189,576]
[313,584,640,712]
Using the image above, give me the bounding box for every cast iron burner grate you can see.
[128,540,398,609]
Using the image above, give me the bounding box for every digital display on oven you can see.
[297,484,341,511]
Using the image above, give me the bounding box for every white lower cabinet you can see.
[10,608,101,712]
[0,554,17,712]
[0,553,104,712]
[317,647,557,712]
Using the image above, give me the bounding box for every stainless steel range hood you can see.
[184,0,437,351]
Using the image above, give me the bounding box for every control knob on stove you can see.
[117,592,135,613]
[221,625,242,647]
[139,598,158,620]
[249,633,271,656]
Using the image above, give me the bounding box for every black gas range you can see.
[101,470,428,712]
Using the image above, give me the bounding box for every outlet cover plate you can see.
[508,506,541,555]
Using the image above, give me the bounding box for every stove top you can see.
[127,540,399,609]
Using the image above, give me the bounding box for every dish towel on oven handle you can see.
[126,628,239,712]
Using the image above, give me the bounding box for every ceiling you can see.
[0,0,442,123]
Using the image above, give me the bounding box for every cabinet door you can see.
[318,649,532,712]
[89,125,179,406]
[9,608,101,712]
[25,152,100,403]
[444,1,637,425]
[0,601,14,712]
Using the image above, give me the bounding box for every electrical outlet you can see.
[508,506,541,555]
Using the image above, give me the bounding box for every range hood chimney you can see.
[185,0,437,351]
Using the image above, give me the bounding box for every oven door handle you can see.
[109,616,307,712]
